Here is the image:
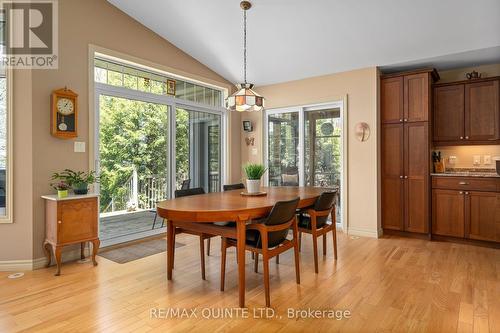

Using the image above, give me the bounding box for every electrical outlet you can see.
[74,141,86,153]
[484,155,492,165]
[448,156,457,164]
[473,155,481,165]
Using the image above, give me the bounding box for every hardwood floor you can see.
[0,232,499,332]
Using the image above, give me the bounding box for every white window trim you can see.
[263,99,348,231]
[0,68,13,223]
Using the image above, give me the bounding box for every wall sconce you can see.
[355,122,370,142]
[245,137,255,146]
[242,120,253,132]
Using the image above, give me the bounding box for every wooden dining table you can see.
[156,186,325,307]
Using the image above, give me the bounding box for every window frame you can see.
[0,67,13,223]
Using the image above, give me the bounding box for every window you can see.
[0,18,11,222]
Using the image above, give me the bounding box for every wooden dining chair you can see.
[220,197,301,307]
[172,187,215,280]
[297,191,338,273]
[223,183,245,191]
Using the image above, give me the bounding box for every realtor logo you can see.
[1,0,58,68]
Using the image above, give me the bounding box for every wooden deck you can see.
[0,232,499,332]
[99,210,160,241]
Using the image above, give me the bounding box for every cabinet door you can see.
[433,85,465,141]
[381,124,404,230]
[466,191,500,242]
[465,80,500,141]
[381,77,404,124]
[57,198,98,244]
[432,189,465,237]
[404,122,429,233]
[404,73,429,122]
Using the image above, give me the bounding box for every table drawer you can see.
[432,177,498,192]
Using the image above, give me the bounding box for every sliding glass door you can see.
[265,103,344,225]
[175,108,221,192]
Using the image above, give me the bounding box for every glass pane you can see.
[267,112,299,186]
[176,108,221,192]
[185,82,195,102]
[107,70,123,86]
[175,80,185,99]
[0,74,6,217]
[123,74,137,90]
[99,95,169,240]
[304,108,341,221]
[94,67,107,83]
[195,85,205,104]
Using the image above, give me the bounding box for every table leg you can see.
[167,219,174,280]
[236,217,247,308]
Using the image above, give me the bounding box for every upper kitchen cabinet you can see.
[465,80,499,141]
[381,69,438,124]
[433,77,500,145]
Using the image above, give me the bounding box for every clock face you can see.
[57,98,74,115]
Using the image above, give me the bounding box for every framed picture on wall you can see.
[166,79,176,96]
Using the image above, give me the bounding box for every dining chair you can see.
[297,191,338,273]
[220,197,301,307]
[222,183,245,191]
[172,187,215,280]
[180,179,191,190]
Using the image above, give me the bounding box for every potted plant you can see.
[52,182,70,199]
[243,163,266,194]
[51,169,98,195]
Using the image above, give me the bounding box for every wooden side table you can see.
[41,193,100,276]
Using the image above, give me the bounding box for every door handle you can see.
[460,136,464,140]
[58,220,62,224]
[399,176,403,179]
[404,118,408,122]
[465,192,469,195]
[459,191,463,194]
[465,136,469,140]
[404,176,408,179]
[458,182,469,185]
[399,119,403,122]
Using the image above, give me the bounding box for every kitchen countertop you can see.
[431,171,500,178]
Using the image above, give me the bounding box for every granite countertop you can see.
[431,169,500,178]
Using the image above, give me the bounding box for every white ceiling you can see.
[108,0,500,86]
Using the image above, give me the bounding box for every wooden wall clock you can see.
[51,87,78,139]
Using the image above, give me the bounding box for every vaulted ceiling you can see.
[108,0,500,86]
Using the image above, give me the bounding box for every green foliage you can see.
[51,169,98,186]
[99,96,169,211]
[51,181,70,191]
[244,163,267,180]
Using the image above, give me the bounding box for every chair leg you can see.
[312,233,319,274]
[263,254,271,307]
[298,231,302,252]
[199,236,206,280]
[292,219,301,284]
[254,253,259,273]
[160,218,165,228]
[152,212,158,230]
[220,238,227,291]
[251,252,255,260]
[332,226,338,260]
[275,254,279,264]
[323,233,327,256]
[206,238,211,256]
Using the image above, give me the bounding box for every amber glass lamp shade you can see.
[226,83,265,112]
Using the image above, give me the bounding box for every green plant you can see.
[51,169,99,186]
[243,163,267,180]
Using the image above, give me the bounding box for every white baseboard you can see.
[347,226,379,238]
[1,247,92,272]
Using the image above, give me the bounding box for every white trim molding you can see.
[347,226,380,238]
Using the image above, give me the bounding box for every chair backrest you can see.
[261,197,300,248]
[180,179,191,190]
[313,191,337,228]
[175,187,205,198]
[223,183,245,191]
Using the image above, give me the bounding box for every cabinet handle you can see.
[404,176,408,179]
[458,181,469,185]
[58,220,62,224]
[465,192,469,195]
[459,191,464,194]
[399,175,403,179]
[460,136,464,140]
[465,136,469,140]
[399,119,403,122]
[404,118,408,122]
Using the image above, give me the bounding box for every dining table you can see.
[156,186,325,307]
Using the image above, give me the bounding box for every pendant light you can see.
[226,1,265,112]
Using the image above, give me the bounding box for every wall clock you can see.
[51,87,78,139]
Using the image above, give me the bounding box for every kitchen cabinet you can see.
[431,176,500,243]
[381,69,437,234]
[433,78,500,144]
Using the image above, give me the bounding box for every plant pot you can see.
[73,183,89,195]
[246,179,261,194]
[57,190,68,199]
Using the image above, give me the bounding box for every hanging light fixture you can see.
[226,1,265,112]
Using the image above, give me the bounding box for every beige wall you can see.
[251,67,380,237]
[435,63,500,169]
[1,0,239,263]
